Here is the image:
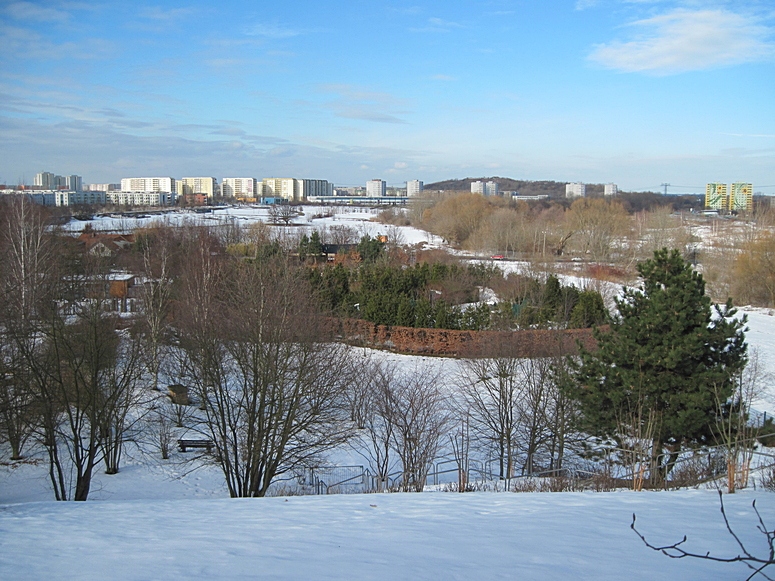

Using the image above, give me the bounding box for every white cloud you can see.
[410,17,463,33]
[588,9,775,74]
[246,23,301,39]
[5,2,69,22]
[138,6,197,21]
[575,0,600,11]
[318,84,410,124]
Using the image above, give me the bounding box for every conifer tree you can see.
[570,249,747,482]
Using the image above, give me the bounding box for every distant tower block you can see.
[705,183,727,210]
[484,181,499,196]
[471,181,485,195]
[407,180,423,197]
[604,183,618,196]
[565,182,585,198]
[729,182,753,212]
[366,179,386,198]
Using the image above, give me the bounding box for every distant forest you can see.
[423,177,702,212]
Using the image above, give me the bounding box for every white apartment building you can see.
[34,172,82,191]
[55,190,106,206]
[366,179,386,198]
[107,191,171,206]
[566,182,586,198]
[66,175,82,191]
[295,179,333,199]
[471,181,485,195]
[604,183,618,196]
[485,181,499,197]
[121,177,175,193]
[4,190,103,207]
[407,180,423,197]
[34,172,57,189]
[10,191,57,206]
[222,177,257,198]
[180,177,217,200]
[262,178,298,201]
[85,183,120,192]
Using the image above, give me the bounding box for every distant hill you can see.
[424,177,596,198]
[423,177,702,211]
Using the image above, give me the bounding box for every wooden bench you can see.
[177,439,214,453]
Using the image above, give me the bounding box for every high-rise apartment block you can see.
[34,172,57,189]
[729,182,753,212]
[107,191,171,206]
[295,179,333,199]
[366,179,386,198]
[178,177,217,200]
[85,183,120,192]
[705,183,728,210]
[566,183,586,198]
[604,183,618,196]
[471,181,485,195]
[407,180,423,197]
[121,177,175,193]
[35,171,82,191]
[263,178,298,201]
[485,181,499,197]
[222,178,257,199]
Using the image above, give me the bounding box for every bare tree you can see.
[0,197,55,459]
[715,349,768,493]
[136,231,175,392]
[351,360,397,491]
[515,358,553,476]
[178,253,358,497]
[386,364,450,492]
[457,357,521,483]
[633,491,775,580]
[100,328,145,474]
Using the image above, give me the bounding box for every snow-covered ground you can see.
[3,205,772,580]
[62,204,441,247]
[1,307,774,580]
[1,488,774,580]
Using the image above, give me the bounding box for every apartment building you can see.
[366,179,386,198]
[566,182,586,198]
[407,180,423,197]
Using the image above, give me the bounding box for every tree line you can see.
[0,196,754,500]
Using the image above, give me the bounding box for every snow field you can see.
[1,489,773,580]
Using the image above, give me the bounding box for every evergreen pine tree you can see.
[570,249,747,482]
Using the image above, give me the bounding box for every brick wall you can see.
[328,318,603,358]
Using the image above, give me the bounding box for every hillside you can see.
[424,177,606,198]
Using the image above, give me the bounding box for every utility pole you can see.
[661,183,670,196]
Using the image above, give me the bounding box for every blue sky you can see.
[1,0,774,192]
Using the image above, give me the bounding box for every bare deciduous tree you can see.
[179,253,358,497]
[457,357,520,483]
[386,365,450,492]
[351,360,397,491]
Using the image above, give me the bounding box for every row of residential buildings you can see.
[565,182,618,198]
[704,182,754,212]
[6,172,428,207]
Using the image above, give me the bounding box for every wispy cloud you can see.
[246,22,301,39]
[0,24,114,61]
[410,17,464,33]
[319,84,410,124]
[575,0,600,11]
[589,9,775,74]
[5,1,69,22]
[138,6,197,21]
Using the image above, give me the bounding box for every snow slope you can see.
[5,207,774,579]
[1,490,773,580]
